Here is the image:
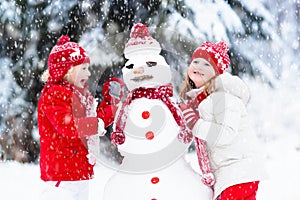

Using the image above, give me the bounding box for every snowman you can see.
[103,23,212,200]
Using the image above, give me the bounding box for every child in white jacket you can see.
[179,41,266,200]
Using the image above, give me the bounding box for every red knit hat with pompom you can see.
[47,35,90,83]
[124,23,161,59]
[191,41,230,74]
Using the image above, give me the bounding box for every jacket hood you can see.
[215,72,250,105]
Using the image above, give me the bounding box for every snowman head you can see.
[122,23,172,91]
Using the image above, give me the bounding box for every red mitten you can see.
[179,102,200,131]
[97,78,125,128]
[97,102,118,128]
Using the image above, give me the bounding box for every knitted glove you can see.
[179,102,200,131]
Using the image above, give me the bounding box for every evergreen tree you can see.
[0,0,93,162]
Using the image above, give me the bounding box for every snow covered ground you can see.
[1,141,300,200]
[1,76,300,200]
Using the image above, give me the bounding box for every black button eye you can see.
[125,64,134,69]
[146,61,157,67]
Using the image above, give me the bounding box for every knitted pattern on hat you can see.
[47,35,90,83]
[191,41,230,74]
[124,23,161,59]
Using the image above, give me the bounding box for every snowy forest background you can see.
[0,0,300,172]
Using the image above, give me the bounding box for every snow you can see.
[0,1,20,24]
[1,73,300,199]
[0,58,25,134]
[80,28,122,66]
[0,161,113,200]
[184,0,244,42]
[1,136,300,200]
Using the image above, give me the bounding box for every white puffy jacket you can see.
[189,73,267,199]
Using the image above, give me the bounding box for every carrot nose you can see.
[133,67,144,74]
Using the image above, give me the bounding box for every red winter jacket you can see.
[38,81,98,181]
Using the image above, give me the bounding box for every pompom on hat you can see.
[47,35,90,83]
[124,23,161,59]
[191,41,230,74]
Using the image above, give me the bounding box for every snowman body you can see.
[103,51,212,199]
[103,98,212,199]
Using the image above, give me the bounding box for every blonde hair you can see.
[41,70,50,83]
[63,67,74,83]
[179,73,194,100]
[40,67,74,83]
[179,73,217,100]
[203,76,217,96]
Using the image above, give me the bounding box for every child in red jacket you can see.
[38,35,119,199]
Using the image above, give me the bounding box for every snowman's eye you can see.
[146,61,157,67]
[125,64,134,69]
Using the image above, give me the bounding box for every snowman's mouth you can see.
[131,75,153,82]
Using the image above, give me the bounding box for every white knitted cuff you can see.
[97,118,106,136]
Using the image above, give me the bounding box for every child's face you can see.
[68,63,91,88]
[187,58,215,88]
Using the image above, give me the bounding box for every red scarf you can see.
[187,91,215,187]
[111,83,193,145]
[187,91,208,110]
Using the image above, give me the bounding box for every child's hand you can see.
[179,102,199,131]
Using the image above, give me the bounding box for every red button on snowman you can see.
[103,23,212,200]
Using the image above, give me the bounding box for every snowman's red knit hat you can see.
[47,35,90,83]
[191,41,230,74]
[124,23,161,59]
